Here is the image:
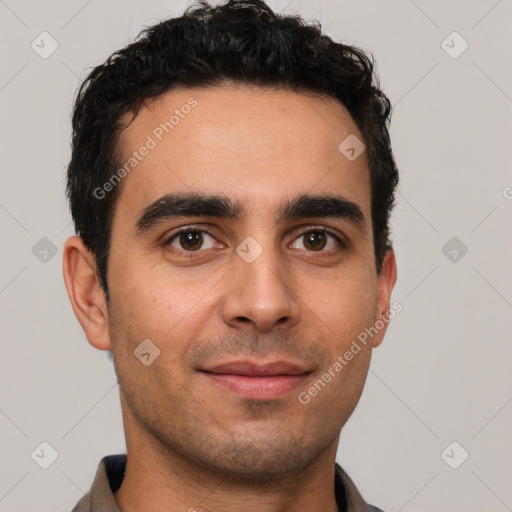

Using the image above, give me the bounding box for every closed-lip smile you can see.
[199,360,312,400]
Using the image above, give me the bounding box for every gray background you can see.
[1,1,511,511]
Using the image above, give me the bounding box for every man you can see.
[63,0,398,511]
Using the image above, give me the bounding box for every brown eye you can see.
[303,231,327,251]
[290,229,342,252]
[166,230,216,251]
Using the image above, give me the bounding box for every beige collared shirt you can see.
[71,454,384,512]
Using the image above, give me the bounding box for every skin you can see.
[63,83,397,512]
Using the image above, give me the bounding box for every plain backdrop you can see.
[1,1,511,511]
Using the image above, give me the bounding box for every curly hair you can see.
[66,0,399,299]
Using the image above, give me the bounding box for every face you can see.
[69,83,396,478]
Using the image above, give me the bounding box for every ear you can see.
[372,248,398,348]
[62,235,111,351]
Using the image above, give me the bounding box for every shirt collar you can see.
[71,454,382,512]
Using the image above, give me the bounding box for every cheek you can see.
[109,260,218,352]
[306,270,377,345]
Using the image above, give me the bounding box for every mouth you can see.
[198,360,312,400]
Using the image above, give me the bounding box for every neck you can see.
[114,409,341,512]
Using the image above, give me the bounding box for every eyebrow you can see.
[135,192,366,234]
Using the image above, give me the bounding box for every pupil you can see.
[182,231,202,250]
[305,232,326,251]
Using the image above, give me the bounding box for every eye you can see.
[163,226,345,256]
[290,229,343,252]
[165,229,217,252]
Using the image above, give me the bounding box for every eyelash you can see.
[163,226,346,256]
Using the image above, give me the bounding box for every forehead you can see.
[112,84,371,227]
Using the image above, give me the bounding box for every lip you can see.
[201,360,310,376]
[199,360,311,400]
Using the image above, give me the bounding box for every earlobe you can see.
[372,248,398,348]
[62,236,112,351]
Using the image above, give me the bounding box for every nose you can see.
[221,245,300,332]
